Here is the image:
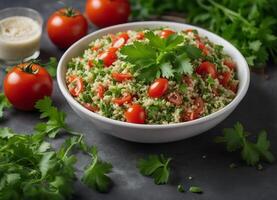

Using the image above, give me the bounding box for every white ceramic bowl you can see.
[57,21,250,143]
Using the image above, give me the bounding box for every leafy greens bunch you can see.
[121,31,202,82]
[130,0,277,68]
[0,97,113,200]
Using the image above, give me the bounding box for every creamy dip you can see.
[0,16,42,61]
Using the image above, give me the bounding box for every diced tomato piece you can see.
[229,82,239,93]
[196,61,217,79]
[136,32,144,40]
[197,41,209,55]
[218,72,231,87]
[112,93,132,105]
[112,33,129,48]
[182,75,193,86]
[91,44,101,51]
[82,103,99,112]
[98,48,117,67]
[160,30,175,39]
[224,60,236,70]
[68,77,84,97]
[87,60,94,68]
[97,84,105,99]
[112,72,132,82]
[182,97,204,122]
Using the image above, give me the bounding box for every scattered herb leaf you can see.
[215,122,275,166]
[138,154,171,184]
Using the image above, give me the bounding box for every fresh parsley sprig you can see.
[121,31,201,82]
[82,146,113,193]
[0,97,113,199]
[138,154,171,184]
[215,122,275,166]
[34,96,67,138]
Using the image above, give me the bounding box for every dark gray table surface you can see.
[1,1,277,199]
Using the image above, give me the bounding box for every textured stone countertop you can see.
[1,1,277,199]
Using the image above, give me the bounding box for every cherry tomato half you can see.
[160,30,175,39]
[148,78,169,98]
[124,104,146,124]
[82,103,99,112]
[98,48,118,67]
[4,63,53,111]
[47,8,88,49]
[112,33,129,48]
[196,61,217,79]
[112,94,132,105]
[112,72,132,82]
[97,84,106,99]
[68,77,84,97]
[85,0,131,28]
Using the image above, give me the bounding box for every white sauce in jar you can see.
[0,16,42,61]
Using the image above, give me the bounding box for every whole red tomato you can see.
[47,8,88,49]
[4,62,53,111]
[85,0,130,28]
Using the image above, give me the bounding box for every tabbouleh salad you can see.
[66,28,239,124]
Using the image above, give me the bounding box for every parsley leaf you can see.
[189,186,203,193]
[138,154,171,184]
[82,147,113,192]
[175,53,193,75]
[0,92,11,119]
[120,41,156,67]
[34,97,67,138]
[215,122,275,166]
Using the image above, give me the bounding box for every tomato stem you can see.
[21,61,39,74]
[63,7,76,17]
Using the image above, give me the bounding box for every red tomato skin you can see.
[112,94,132,105]
[196,61,217,79]
[85,0,131,28]
[197,41,209,55]
[97,84,105,99]
[218,72,231,87]
[182,97,204,122]
[112,33,129,48]
[160,30,175,38]
[4,64,53,111]
[148,78,169,98]
[68,77,84,97]
[47,8,88,49]
[112,72,132,82]
[98,49,117,67]
[136,32,144,40]
[124,104,146,124]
